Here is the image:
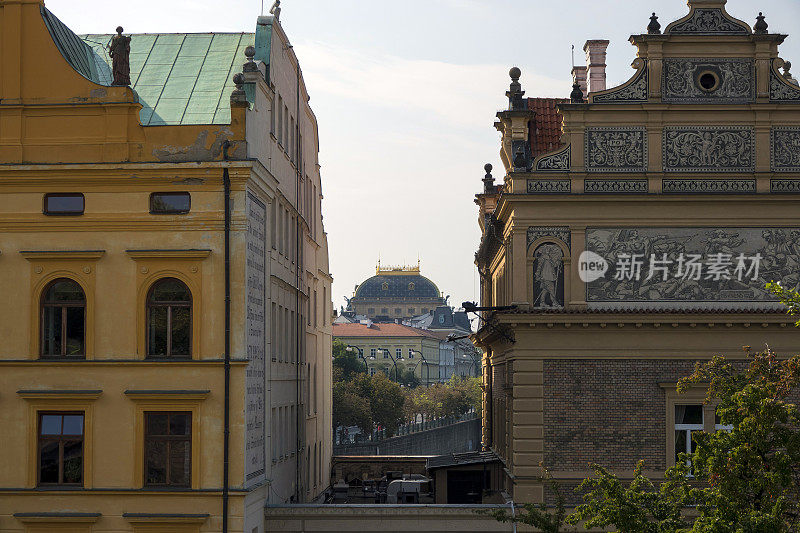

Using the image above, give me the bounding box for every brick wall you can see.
[543,359,699,472]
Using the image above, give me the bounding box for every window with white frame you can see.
[396,348,402,358]
[675,404,703,469]
[370,348,376,358]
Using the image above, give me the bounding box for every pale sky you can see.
[48,0,800,312]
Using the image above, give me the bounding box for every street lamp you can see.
[345,345,374,373]
[408,349,430,386]
[462,352,481,377]
[375,348,403,382]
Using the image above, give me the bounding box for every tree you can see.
[332,380,372,435]
[367,372,406,436]
[332,340,365,381]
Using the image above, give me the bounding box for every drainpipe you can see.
[289,45,304,503]
[222,140,232,533]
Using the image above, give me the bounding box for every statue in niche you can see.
[533,243,564,308]
[109,26,131,86]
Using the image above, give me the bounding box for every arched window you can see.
[147,278,192,358]
[41,279,86,358]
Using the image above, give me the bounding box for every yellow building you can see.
[333,323,441,386]
[0,2,331,532]
[475,0,800,505]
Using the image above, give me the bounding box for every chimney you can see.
[571,65,587,99]
[584,40,609,94]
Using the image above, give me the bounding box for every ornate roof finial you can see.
[483,163,494,193]
[507,67,525,110]
[231,73,248,104]
[243,45,257,72]
[647,13,661,35]
[570,81,584,103]
[754,12,768,35]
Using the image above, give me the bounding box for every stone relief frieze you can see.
[592,64,648,103]
[585,127,647,173]
[534,144,570,172]
[584,179,648,194]
[527,179,571,194]
[586,228,799,306]
[771,128,800,172]
[527,226,571,250]
[663,126,754,172]
[665,8,750,35]
[771,180,800,193]
[662,179,755,194]
[770,63,800,102]
[663,58,754,103]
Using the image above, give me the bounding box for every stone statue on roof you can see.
[109,26,131,86]
[269,0,281,21]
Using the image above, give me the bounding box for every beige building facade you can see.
[333,323,441,386]
[475,0,800,504]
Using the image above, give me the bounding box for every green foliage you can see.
[768,281,800,326]
[332,340,366,381]
[568,461,692,532]
[332,380,372,433]
[482,467,568,533]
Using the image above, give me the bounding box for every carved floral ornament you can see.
[585,127,647,173]
[664,8,750,35]
[771,127,800,172]
[534,144,571,172]
[770,60,800,103]
[592,59,648,104]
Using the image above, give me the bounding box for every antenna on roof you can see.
[261,0,264,15]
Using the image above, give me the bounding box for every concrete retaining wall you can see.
[333,418,481,456]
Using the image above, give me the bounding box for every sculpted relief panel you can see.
[585,228,800,307]
[665,8,750,35]
[771,127,800,172]
[663,126,754,172]
[535,144,570,172]
[662,58,754,103]
[585,127,647,173]
[593,64,648,104]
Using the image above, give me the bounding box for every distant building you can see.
[333,322,442,386]
[346,263,446,322]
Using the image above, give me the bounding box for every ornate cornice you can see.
[664,7,750,35]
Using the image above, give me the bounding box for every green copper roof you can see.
[81,33,255,126]
[42,7,112,86]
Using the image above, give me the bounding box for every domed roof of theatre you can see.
[353,266,442,300]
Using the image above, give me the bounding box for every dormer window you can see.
[408,282,415,291]
[381,282,388,291]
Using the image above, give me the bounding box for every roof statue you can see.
[108,27,131,86]
[270,0,281,21]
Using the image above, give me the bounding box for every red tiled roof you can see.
[333,323,441,339]
[529,98,569,157]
